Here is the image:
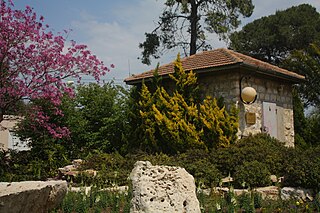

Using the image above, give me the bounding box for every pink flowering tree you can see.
[0,1,112,138]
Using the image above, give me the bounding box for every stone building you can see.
[125,48,305,147]
[0,115,29,151]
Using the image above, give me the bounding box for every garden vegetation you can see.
[1,2,320,212]
[1,56,320,213]
[1,55,320,193]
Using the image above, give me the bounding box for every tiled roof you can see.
[124,48,305,84]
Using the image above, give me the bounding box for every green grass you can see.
[51,186,131,213]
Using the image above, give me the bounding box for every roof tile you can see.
[125,48,304,83]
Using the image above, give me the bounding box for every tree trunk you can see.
[189,0,198,56]
[0,108,3,123]
[0,109,4,131]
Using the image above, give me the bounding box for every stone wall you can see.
[239,76,294,147]
[198,70,295,147]
[0,115,28,151]
[198,71,240,104]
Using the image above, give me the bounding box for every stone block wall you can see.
[198,72,240,104]
[198,70,295,147]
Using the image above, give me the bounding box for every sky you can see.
[13,0,320,85]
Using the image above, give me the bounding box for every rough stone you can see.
[196,188,211,196]
[0,180,67,213]
[70,185,129,195]
[197,186,313,202]
[130,161,201,213]
[270,175,277,183]
[255,186,279,200]
[210,186,279,200]
[58,159,97,180]
[280,187,314,201]
[212,187,248,197]
[221,176,233,183]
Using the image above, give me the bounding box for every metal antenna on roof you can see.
[128,59,131,76]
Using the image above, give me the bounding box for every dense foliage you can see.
[16,83,130,158]
[284,42,320,107]
[282,146,320,190]
[2,133,320,192]
[211,134,287,178]
[140,0,254,64]
[229,4,320,65]
[7,83,130,181]
[0,148,69,181]
[284,43,320,146]
[136,54,239,153]
[233,160,271,188]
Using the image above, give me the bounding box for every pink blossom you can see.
[0,1,111,138]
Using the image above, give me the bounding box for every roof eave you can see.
[241,63,305,83]
[124,62,305,85]
[124,63,241,85]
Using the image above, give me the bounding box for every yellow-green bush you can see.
[137,54,239,154]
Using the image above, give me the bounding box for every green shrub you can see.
[282,146,320,190]
[138,152,175,166]
[211,134,287,177]
[175,149,222,188]
[79,151,133,187]
[233,160,271,188]
[0,148,69,182]
[211,146,243,177]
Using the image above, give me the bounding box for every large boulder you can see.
[0,180,67,213]
[130,161,201,213]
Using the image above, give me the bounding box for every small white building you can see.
[0,115,30,151]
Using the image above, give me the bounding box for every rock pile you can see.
[58,159,97,180]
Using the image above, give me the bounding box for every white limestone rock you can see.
[270,175,278,183]
[212,187,248,197]
[130,161,201,213]
[280,187,314,201]
[0,180,67,213]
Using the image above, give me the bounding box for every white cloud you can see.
[69,0,320,83]
[70,0,168,82]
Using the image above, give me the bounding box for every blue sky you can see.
[13,0,320,85]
